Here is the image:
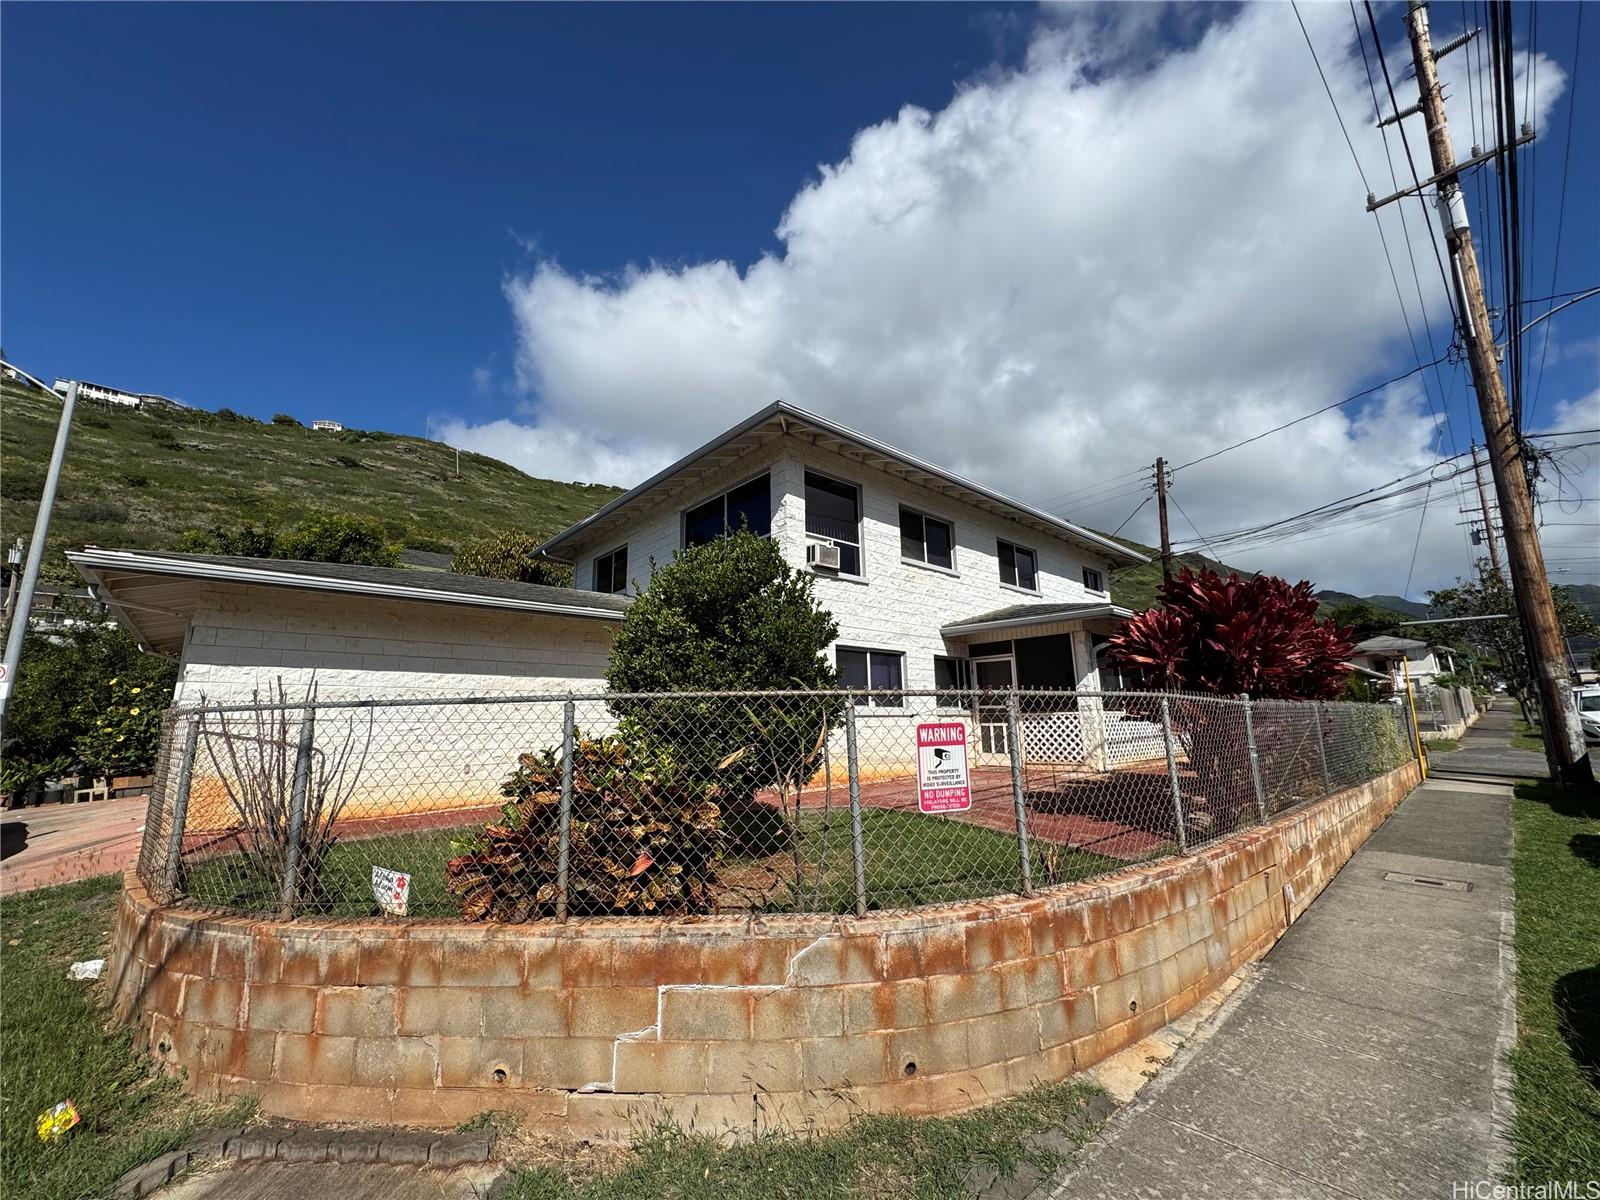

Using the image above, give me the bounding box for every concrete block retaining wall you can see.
[108,760,1419,1135]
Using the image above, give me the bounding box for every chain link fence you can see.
[138,688,1418,921]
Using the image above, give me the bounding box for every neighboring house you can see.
[51,377,186,410]
[538,401,1146,704]
[312,419,345,432]
[1348,636,1455,693]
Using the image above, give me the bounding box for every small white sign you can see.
[916,722,972,814]
[371,866,411,916]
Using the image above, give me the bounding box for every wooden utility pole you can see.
[1469,445,1503,579]
[1154,457,1172,585]
[1395,0,1591,785]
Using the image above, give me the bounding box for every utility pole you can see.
[1154,457,1172,586]
[1470,445,1503,579]
[0,381,77,735]
[1387,0,1590,786]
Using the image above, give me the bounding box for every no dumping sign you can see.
[916,722,972,814]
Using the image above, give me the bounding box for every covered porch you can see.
[940,601,1160,771]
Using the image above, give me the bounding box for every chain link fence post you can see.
[845,702,868,917]
[1006,688,1034,896]
[161,713,200,900]
[555,696,575,923]
[1313,702,1331,795]
[279,706,315,918]
[1160,696,1188,854]
[1241,694,1267,824]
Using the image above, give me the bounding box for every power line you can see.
[1169,354,1449,474]
[1109,494,1152,538]
[1402,481,1435,597]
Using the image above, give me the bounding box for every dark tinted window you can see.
[924,516,953,569]
[805,471,861,575]
[726,475,771,536]
[999,539,1037,590]
[1082,566,1104,592]
[900,508,953,570]
[683,475,771,546]
[934,655,970,706]
[594,546,628,594]
[837,647,902,706]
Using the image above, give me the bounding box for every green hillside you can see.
[0,381,623,585]
[1103,536,1251,612]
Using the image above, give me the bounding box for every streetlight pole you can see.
[0,373,78,735]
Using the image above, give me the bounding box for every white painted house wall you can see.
[573,442,1117,695]
[169,583,619,824]
[173,583,615,706]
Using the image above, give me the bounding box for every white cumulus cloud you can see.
[435,2,1576,597]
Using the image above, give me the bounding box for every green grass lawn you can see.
[1512,719,1546,754]
[182,808,1128,918]
[1505,779,1600,1182]
[0,876,251,1200]
[1423,736,1461,753]
[500,1081,1109,1200]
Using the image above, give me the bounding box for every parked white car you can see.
[1575,685,1600,746]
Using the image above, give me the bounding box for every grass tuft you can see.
[497,1080,1109,1199]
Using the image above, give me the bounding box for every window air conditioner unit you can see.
[807,541,842,570]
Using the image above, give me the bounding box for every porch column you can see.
[1070,630,1108,771]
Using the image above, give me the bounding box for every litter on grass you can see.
[68,959,106,981]
[36,1100,80,1142]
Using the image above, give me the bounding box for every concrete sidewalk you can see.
[1046,707,1531,1200]
[0,794,148,895]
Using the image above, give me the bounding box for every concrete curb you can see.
[112,1125,496,1195]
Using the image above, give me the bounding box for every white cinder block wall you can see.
[170,583,620,821]
[174,583,616,706]
[572,442,1117,696]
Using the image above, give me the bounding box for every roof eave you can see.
[940,603,1134,638]
[66,549,629,623]
[536,400,1150,567]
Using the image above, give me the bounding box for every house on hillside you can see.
[537,401,1146,705]
[1348,635,1455,693]
[71,403,1152,800]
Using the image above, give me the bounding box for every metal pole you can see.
[161,715,200,899]
[1160,697,1188,854]
[0,381,77,734]
[280,707,314,917]
[845,704,868,917]
[1241,695,1267,823]
[555,698,575,923]
[1006,688,1033,896]
[1312,702,1331,795]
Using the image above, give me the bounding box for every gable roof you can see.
[1352,635,1432,654]
[68,548,629,654]
[535,401,1148,567]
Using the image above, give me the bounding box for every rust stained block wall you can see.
[107,761,1419,1134]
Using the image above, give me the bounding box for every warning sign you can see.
[371,866,411,916]
[916,722,972,814]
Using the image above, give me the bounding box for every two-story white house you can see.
[537,401,1147,746]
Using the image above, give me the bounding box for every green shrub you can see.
[73,663,175,778]
[122,472,151,488]
[270,413,299,426]
[604,530,842,799]
[450,530,571,587]
[180,511,400,567]
[445,733,728,920]
[59,499,130,524]
[1,469,43,502]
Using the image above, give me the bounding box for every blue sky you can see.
[4,3,1023,426]
[4,2,1596,596]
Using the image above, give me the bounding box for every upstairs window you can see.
[593,546,628,594]
[804,471,862,575]
[998,539,1039,592]
[683,474,771,546]
[1082,566,1104,593]
[900,508,954,570]
[837,647,903,707]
